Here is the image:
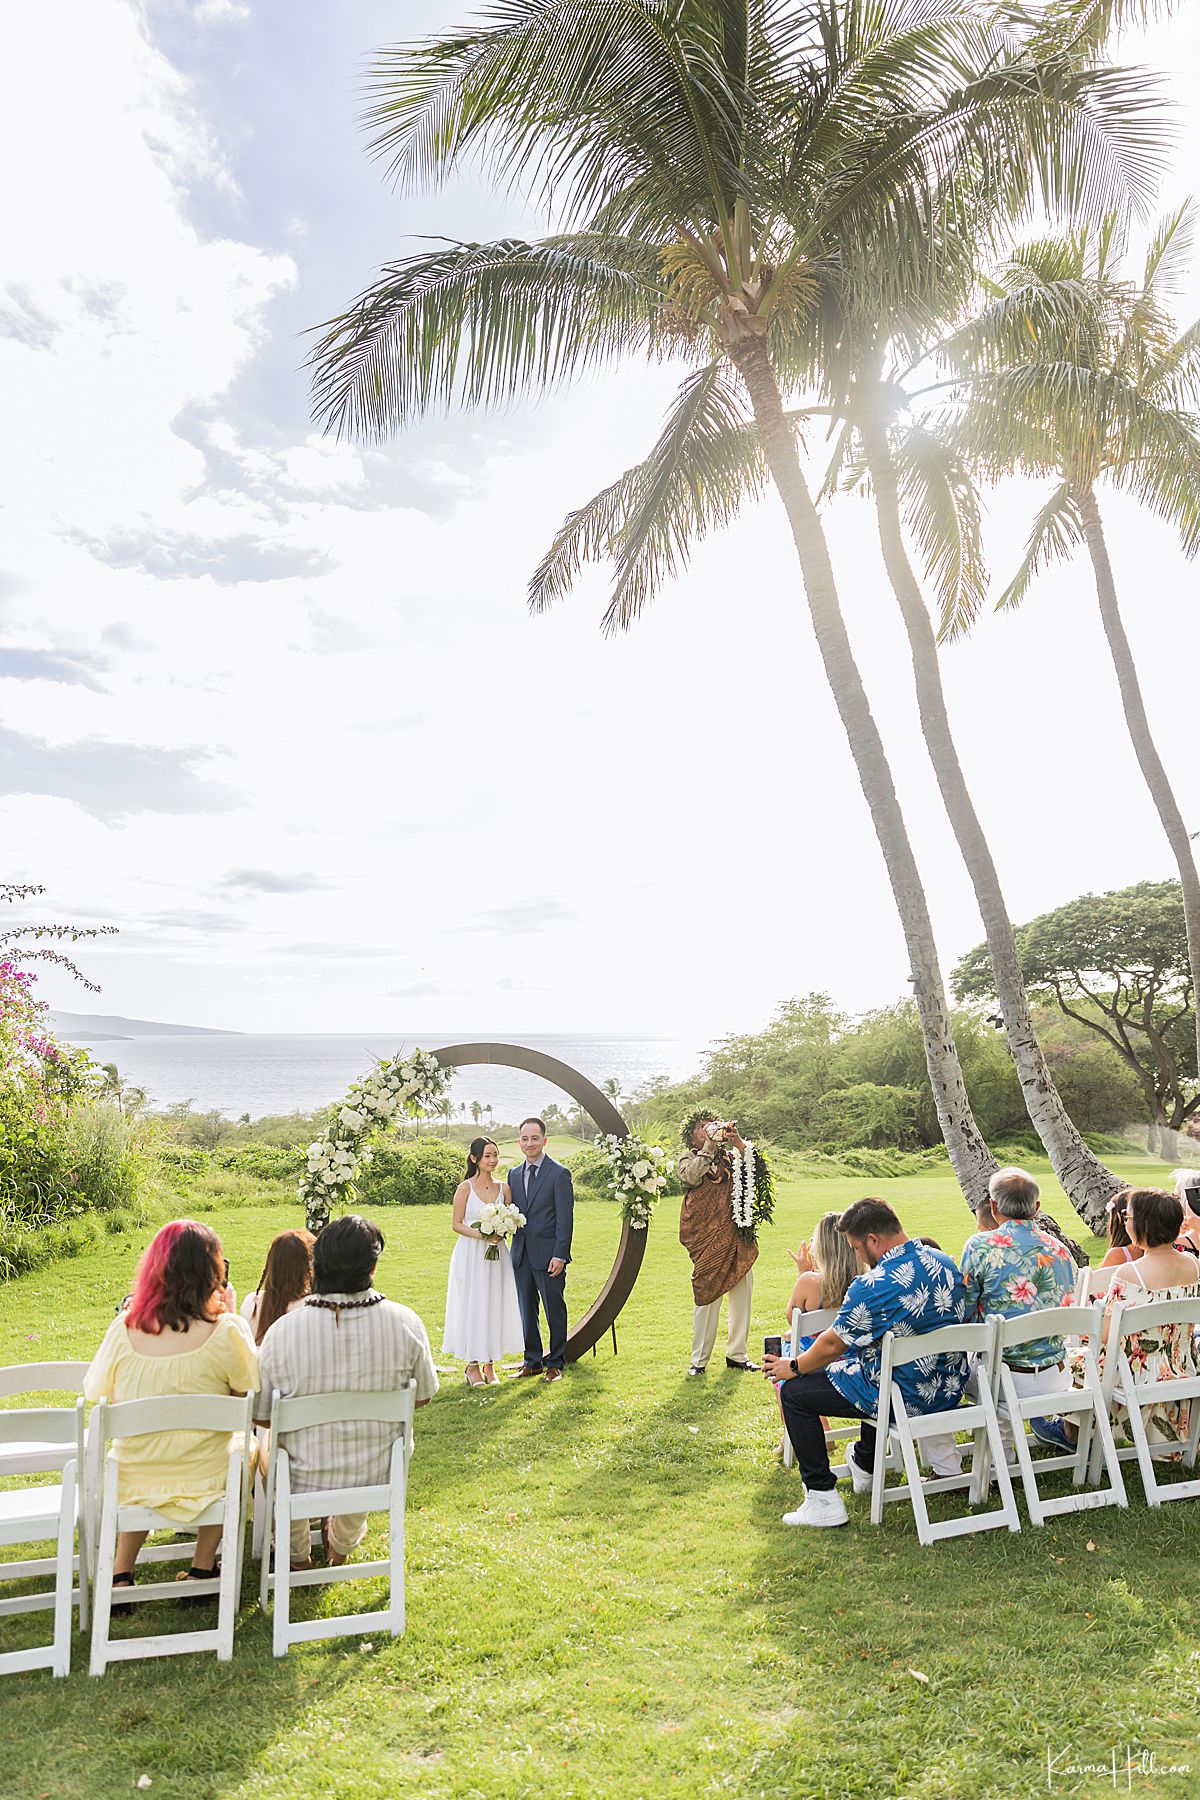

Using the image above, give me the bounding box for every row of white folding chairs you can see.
[781,1296,1200,1546]
[0,1367,416,1676]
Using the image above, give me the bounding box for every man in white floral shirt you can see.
[762,1198,968,1529]
[959,1166,1075,1455]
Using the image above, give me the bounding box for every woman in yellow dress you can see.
[84,1219,259,1598]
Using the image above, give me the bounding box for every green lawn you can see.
[3,1152,1199,1800]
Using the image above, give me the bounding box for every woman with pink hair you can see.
[84,1220,258,1601]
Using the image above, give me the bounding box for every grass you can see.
[2,1149,1199,1799]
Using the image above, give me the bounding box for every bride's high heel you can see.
[465,1362,486,1387]
[482,1362,500,1385]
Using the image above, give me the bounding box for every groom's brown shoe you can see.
[543,1367,564,1384]
[512,1363,543,1378]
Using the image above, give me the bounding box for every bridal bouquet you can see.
[594,1132,673,1230]
[477,1198,525,1260]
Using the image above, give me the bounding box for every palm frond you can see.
[528,360,767,630]
[996,480,1084,609]
[308,234,664,438]
[893,423,990,640]
[363,1,747,233]
[1106,401,1200,554]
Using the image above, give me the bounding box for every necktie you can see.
[527,1161,537,1203]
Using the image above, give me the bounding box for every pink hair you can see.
[126,1220,219,1334]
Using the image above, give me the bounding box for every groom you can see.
[509,1116,574,1383]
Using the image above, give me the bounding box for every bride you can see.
[444,1136,524,1385]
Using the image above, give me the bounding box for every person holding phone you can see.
[679,1109,759,1375]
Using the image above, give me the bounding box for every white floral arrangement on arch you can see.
[594,1132,673,1230]
[301,1048,450,1232]
[476,1197,526,1260]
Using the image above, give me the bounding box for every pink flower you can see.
[989,1231,1015,1247]
[1006,1277,1038,1306]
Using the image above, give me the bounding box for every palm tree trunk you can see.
[732,335,996,1208]
[862,419,1118,1229]
[1078,485,1200,1085]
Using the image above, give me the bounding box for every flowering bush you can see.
[593,1132,673,1230]
[0,960,143,1278]
[300,1048,451,1231]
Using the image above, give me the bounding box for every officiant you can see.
[679,1110,758,1376]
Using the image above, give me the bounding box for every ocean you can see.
[69,1031,708,1122]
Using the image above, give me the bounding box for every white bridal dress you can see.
[443,1181,524,1363]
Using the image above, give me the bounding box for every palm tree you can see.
[797,250,1125,1223]
[601,1077,623,1106]
[470,1100,483,1128]
[311,1,1156,1207]
[944,209,1200,1089]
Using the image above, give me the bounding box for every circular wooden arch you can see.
[432,1041,645,1363]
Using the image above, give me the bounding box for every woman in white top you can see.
[241,1228,315,1344]
[443,1137,523,1385]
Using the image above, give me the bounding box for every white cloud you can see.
[0,1,1196,1056]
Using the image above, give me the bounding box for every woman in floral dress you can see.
[1053,1189,1200,1455]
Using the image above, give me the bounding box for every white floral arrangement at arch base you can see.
[594,1132,673,1230]
[300,1047,450,1232]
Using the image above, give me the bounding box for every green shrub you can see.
[358,1140,465,1206]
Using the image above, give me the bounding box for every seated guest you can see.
[973,1167,1089,1269]
[256,1213,439,1569]
[773,1214,858,1456]
[786,1212,858,1324]
[1037,1188,1200,1454]
[1170,1169,1200,1259]
[84,1220,259,1600]
[242,1229,316,1343]
[1099,1188,1140,1269]
[763,1199,968,1529]
[959,1166,1074,1452]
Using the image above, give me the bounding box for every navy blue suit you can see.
[509,1154,574,1369]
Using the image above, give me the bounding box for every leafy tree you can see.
[954,881,1198,1140]
[944,212,1200,1097]
[308,3,1153,1207]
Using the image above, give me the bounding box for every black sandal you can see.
[176,1562,220,1608]
[111,1571,135,1616]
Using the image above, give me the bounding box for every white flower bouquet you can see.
[300,1047,452,1231]
[476,1198,526,1260]
[594,1132,673,1230]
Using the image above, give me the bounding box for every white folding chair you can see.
[779,1309,861,1477]
[0,1402,85,1677]
[259,1385,416,1658]
[0,1364,93,1621]
[986,1306,1126,1525]
[870,1324,1021,1546]
[1096,1295,1200,1506]
[89,1394,253,1675]
[1072,1265,1117,1306]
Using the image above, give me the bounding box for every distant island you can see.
[51,1011,240,1040]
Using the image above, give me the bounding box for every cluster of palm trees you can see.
[310,0,1197,1229]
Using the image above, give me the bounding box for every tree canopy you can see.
[953,879,1198,1130]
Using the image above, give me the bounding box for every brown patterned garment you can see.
[678,1138,759,1306]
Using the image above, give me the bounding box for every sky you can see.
[1,0,1198,1045]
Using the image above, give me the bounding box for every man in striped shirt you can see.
[257,1214,439,1566]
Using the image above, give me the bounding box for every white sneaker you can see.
[846,1446,873,1495]
[782,1489,849,1528]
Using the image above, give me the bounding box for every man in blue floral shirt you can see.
[763,1198,969,1529]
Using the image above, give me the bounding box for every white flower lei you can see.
[729,1141,756,1231]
